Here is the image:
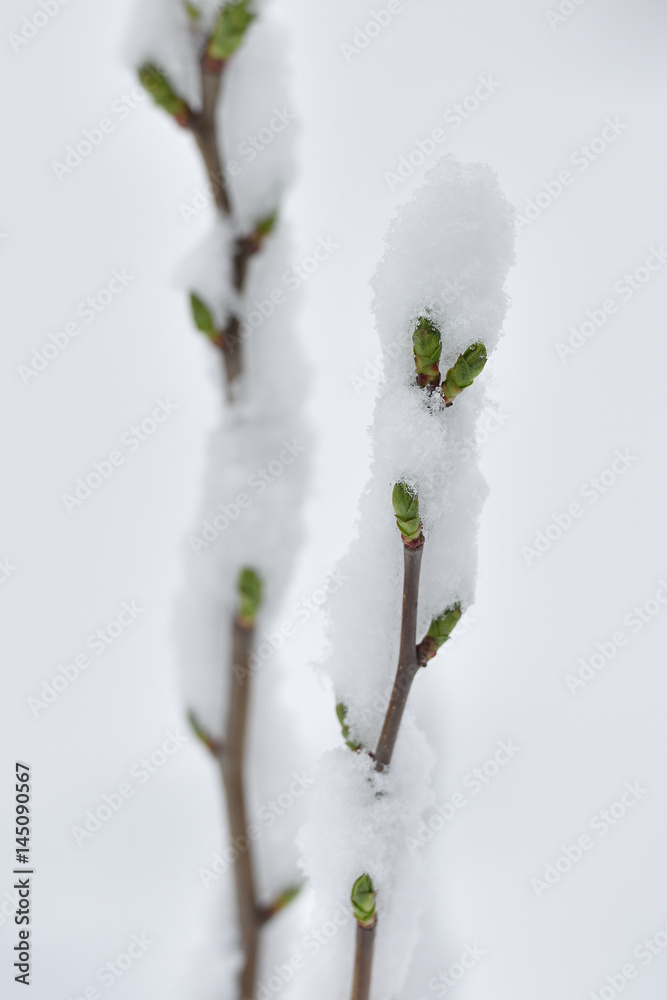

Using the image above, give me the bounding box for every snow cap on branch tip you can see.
[392,482,423,547]
[138,63,191,127]
[417,605,462,665]
[351,873,377,928]
[371,155,515,388]
[238,567,262,626]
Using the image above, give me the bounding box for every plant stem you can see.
[374,541,424,771]
[218,617,259,1000]
[191,59,231,215]
[350,922,377,1000]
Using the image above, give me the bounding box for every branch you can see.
[351,923,377,1000]
[350,874,377,1000]
[218,614,260,1000]
[190,57,231,215]
[374,539,424,771]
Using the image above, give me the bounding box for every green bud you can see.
[208,0,256,62]
[442,343,487,404]
[190,292,217,339]
[255,211,278,239]
[351,873,376,928]
[413,317,442,386]
[392,482,422,544]
[184,1,201,19]
[138,63,191,126]
[238,567,262,626]
[336,703,363,751]
[187,708,219,754]
[418,604,462,665]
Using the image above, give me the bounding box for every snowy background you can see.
[2,0,667,998]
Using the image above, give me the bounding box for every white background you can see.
[2,0,667,998]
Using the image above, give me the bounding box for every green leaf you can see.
[138,63,190,123]
[189,292,217,338]
[208,0,256,61]
[392,482,422,542]
[351,873,376,928]
[184,1,201,19]
[238,567,262,625]
[413,317,442,385]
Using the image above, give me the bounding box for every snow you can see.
[324,156,515,750]
[291,157,514,998]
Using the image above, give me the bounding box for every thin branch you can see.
[218,616,260,1000]
[350,922,377,1000]
[191,58,231,215]
[374,540,424,771]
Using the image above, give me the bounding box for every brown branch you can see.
[190,58,231,215]
[218,616,260,1000]
[350,921,377,1000]
[188,56,267,390]
[374,539,424,771]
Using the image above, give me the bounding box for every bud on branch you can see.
[138,63,191,127]
[442,343,487,405]
[417,604,462,666]
[207,0,256,65]
[392,482,423,547]
[413,317,442,387]
[187,708,221,754]
[336,703,363,751]
[351,873,376,929]
[238,568,262,627]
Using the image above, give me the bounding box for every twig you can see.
[350,922,377,1000]
[374,540,424,771]
[190,58,231,215]
[218,616,259,1000]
